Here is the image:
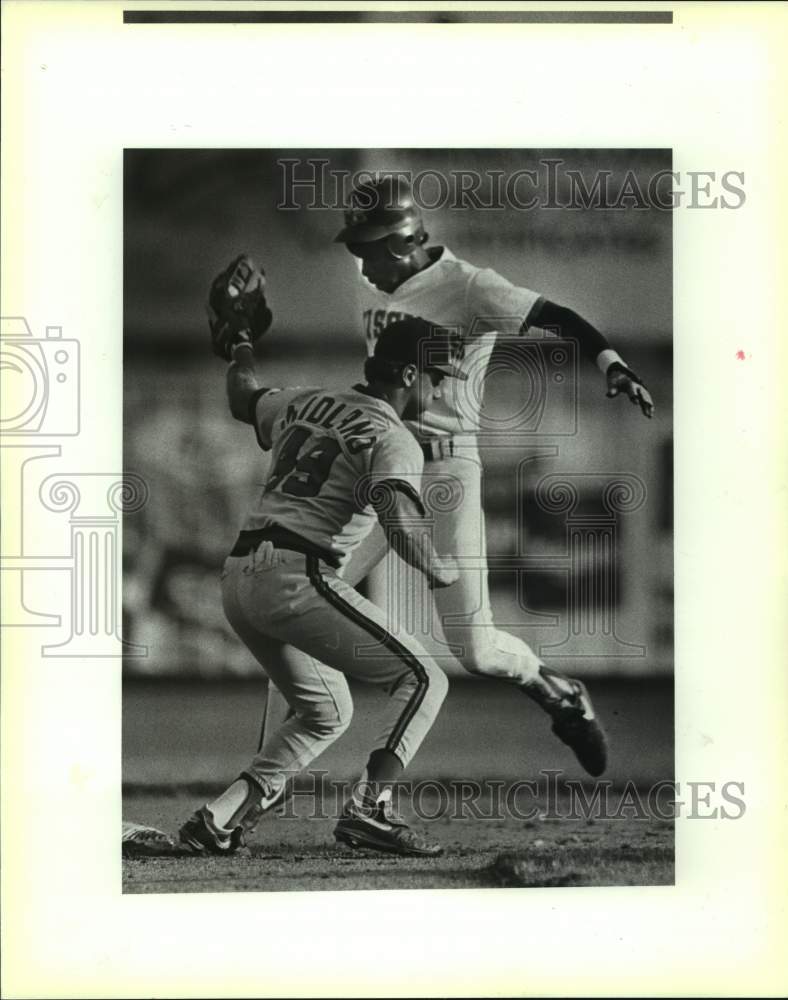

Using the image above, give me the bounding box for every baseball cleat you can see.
[334,798,444,857]
[178,805,245,856]
[523,666,608,777]
[547,678,608,777]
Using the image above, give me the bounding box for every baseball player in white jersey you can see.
[263,173,655,778]
[329,173,656,777]
[179,314,467,857]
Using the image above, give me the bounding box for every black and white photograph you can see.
[2,3,786,997]
[121,148,675,891]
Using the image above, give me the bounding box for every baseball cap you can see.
[373,317,468,381]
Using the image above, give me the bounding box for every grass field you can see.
[123,676,674,893]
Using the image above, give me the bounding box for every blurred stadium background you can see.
[123,148,672,687]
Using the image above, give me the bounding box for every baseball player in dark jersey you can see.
[179,303,467,857]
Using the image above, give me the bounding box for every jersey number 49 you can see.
[265,426,341,498]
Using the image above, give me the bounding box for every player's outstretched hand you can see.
[430,554,460,589]
[207,254,273,362]
[605,362,654,419]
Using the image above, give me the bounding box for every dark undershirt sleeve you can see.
[525,298,611,364]
[247,387,272,450]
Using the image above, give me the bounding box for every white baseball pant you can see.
[259,444,542,749]
[221,542,449,798]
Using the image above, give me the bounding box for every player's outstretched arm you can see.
[376,489,459,589]
[526,299,654,419]
[226,342,267,423]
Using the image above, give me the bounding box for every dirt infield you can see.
[123,677,673,893]
[123,790,673,893]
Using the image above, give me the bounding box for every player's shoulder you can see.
[257,386,320,414]
[255,387,326,434]
[344,386,403,430]
[429,246,488,285]
[341,387,414,443]
[261,385,320,402]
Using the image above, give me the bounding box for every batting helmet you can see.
[334,175,428,258]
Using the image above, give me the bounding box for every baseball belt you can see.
[421,437,457,462]
[229,525,342,569]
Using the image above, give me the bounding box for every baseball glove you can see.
[207,254,273,361]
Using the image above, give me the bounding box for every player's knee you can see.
[333,688,354,734]
[300,693,353,740]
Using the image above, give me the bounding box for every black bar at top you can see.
[124,10,673,25]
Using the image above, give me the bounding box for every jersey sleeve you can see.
[465,266,543,336]
[366,429,425,515]
[251,387,311,451]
